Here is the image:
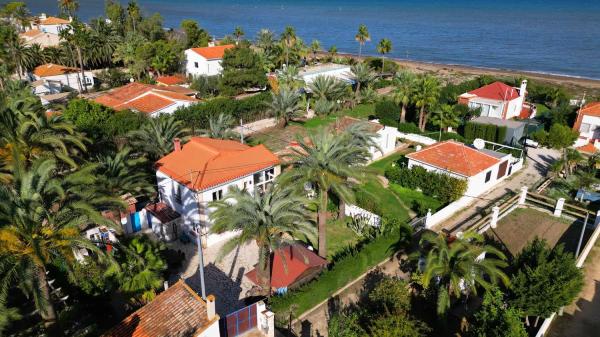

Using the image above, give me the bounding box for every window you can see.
[84,77,92,85]
[485,171,492,183]
[174,184,182,204]
[254,172,265,185]
[212,189,223,201]
[580,123,591,133]
[265,168,275,181]
[194,62,199,68]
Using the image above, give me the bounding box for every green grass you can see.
[292,103,376,130]
[388,184,443,213]
[368,150,408,175]
[297,115,338,129]
[326,219,360,259]
[342,103,375,119]
[358,181,411,221]
[535,103,551,115]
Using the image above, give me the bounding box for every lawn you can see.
[388,184,443,213]
[357,180,411,221]
[326,218,360,259]
[368,149,409,175]
[291,103,376,130]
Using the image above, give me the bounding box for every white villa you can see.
[297,63,353,84]
[33,14,71,35]
[573,102,600,153]
[31,63,94,93]
[184,44,234,77]
[458,80,533,120]
[155,137,280,246]
[334,116,398,161]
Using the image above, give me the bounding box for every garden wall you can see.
[344,204,382,227]
[395,131,437,146]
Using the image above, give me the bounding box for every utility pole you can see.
[240,118,244,144]
[195,225,207,300]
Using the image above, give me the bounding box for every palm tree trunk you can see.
[355,82,361,105]
[76,46,87,93]
[317,189,328,258]
[381,56,385,73]
[419,106,426,131]
[257,244,271,296]
[400,104,407,123]
[358,43,362,58]
[563,149,569,177]
[36,267,58,328]
[338,200,346,220]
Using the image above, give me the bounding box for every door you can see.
[130,212,142,232]
[497,161,508,179]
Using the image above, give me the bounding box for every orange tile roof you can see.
[33,63,78,77]
[576,143,598,154]
[156,74,186,86]
[39,16,70,25]
[93,83,197,114]
[156,137,280,191]
[466,81,520,101]
[125,93,175,113]
[406,140,502,177]
[573,102,600,132]
[101,280,217,337]
[20,29,43,38]
[189,44,234,60]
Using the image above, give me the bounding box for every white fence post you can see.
[424,209,432,228]
[519,186,528,205]
[490,206,500,228]
[595,210,600,228]
[554,198,565,217]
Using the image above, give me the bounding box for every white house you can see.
[334,116,398,161]
[406,140,521,197]
[573,102,600,153]
[298,63,353,85]
[156,137,280,246]
[458,80,533,120]
[19,29,61,48]
[184,44,234,77]
[34,14,71,35]
[93,82,197,117]
[73,225,118,262]
[32,63,94,93]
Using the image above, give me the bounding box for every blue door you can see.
[130,212,141,232]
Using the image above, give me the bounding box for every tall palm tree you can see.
[256,29,275,51]
[6,32,35,80]
[277,65,304,91]
[355,24,370,58]
[310,39,321,61]
[58,0,79,17]
[328,45,337,60]
[96,147,154,198]
[413,74,441,131]
[200,113,239,140]
[127,1,141,34]
[209,184,315,294]
[267,89,303,127]
[127,115,190,160]
[308,75,348,103]
[280,127,377,258]
[0,157,119,329]
[350,62,376,103]
[419,231,509,315]
[233,26,245,44]
[391,70,416,123]
[59,20,90,92]
[376,38,392,72]
[430,104,461,135]
[280,25,297,66]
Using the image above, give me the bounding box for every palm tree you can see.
[280,25,297,66]
[96,147,154,198]
[267,89,303,127]
[60,19,90,92]
[209,184,315,294]
[308,75,348,103]
[413,74,441,131]
[376,38,392,72]
[58,0,79,17]
[350,62,376,103]
[256,29,275,51]
[127,115,190,160]
[355,24,370,58]
[127,1,141,34]
[6,32,36,80]
[233,26,245,44]
[277,65,304,91]
[430,104,461,136]
[280,127,377,258]
[328,45,338,60]
[0,157,119,329]
[200,113,239,140]
[418,231,509,315]
[310,39,321,61]
[391,70,416,123]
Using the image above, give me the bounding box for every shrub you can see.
[397,122,421,134]
[63,99,113,138]
[385,166,467,204]
[439,132,465,142]
[367,277,411,315]
[375,99,399,126]
[329,312,365,337]
[463,122,506,143]
[411,200,431,216]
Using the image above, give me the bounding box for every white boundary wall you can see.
[344,204,382,227]
[395,132,437,146]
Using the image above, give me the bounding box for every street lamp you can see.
[194,224,207,300]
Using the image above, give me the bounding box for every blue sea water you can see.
[26,0,600,79]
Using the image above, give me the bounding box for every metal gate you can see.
[224,303,257,336]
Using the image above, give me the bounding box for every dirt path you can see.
[548,243,600,337]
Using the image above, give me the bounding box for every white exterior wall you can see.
[300,66,352,84]
[34,71,94,92]
[578,115,600,142]
[148,100,195,117]
[38,24,69,35]
[370,126,398,160]
[33,82,61,95]
[468,98,504,119]
[196,319,220,337]
[505,96,524,119]
[185,50,223,77]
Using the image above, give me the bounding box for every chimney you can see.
[519,80,527,98]
[68,16,73,23]
[173,138,181,152]
[206,295,216,321]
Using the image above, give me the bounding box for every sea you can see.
[25,0,600,79]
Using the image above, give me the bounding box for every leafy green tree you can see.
[255,29,275,51]
[112,33,148,79]
[63,98,113,137]
[355,24,370,58]
[547,123,579,177]
[200,113,239,140]
[310,39,321,60]
[509,238,584,326]
[126,1,142,34]
[277,65,304,91]
[104,110,147,140]
[350,62,376,103]
[376,38,392,72]
[150,40,181,76]
[209,184,315,294]
[418,231,509,315]
[367,276,411,315]
[180,19,210,48]
[0,2,31,32]
[59,19,91,92]
[2,27,36,80]
[329,312,366,337]
[281,127,377,258]
[267,88,303,127]
[413,74,441,131]
[308,75,349,103]
[138,13,165,41]
[105,0,127,36]
[127,115,190,160]
[392,70,416,123]
[468,286,527,337]
[280,25,297,66]
[219,45,267,96]
[0,301,20,336]
[368,314,429,337]
[328,45,338,59]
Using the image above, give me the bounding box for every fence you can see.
[395,131,437,146]
[344,204,382,227]
[223,301,274,337]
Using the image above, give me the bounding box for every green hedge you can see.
[464,122,508,144]
[374,99,399,126]
[385,166,467,204]
[397,122,421,134]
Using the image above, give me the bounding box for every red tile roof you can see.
[20,29,43,38]
[93,83,197,114]
[406,140,502,177]
[467,81,520,101]
[189,44,235,60]
[156,137,280,191]
[101,280,217,337]
[33,63,78,77]
[125,93,174,113]
[156,74,187,86]
[39,16,70,25]
[245,245,327,289]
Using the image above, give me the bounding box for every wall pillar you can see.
[518,186,528,205]
[594,210,600,228]
[490,206,500,228]
[256,301,274,337]
[554,198,565,217]
[424,209,432,228]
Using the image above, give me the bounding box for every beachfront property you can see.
[31,13,71,35]
[297,63,353,84]
[155,137,280,246]
[19,29,61,48]
[184,44,235,77]
[101,280,221,337]
[92,82,197,117]
[458,80,534,120]
[334,116,398,161]
[31,63,94,93]
[573,102,600,153]
[406,140,521,197]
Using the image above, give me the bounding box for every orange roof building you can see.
[32,63,94,93]
[185,44,235,77]
[34,14,71,35]
[33,63,78,77]
[19,29,61,48]
[101,280,220,337]
[92,82,197,116]
[458,80,530,120]
[156,74,187,86]
[189,45,235,60]
[573,102,600,153]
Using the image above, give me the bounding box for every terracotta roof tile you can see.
[33,63,78,77]
[156,74,187,86]
[125,93,174,113]
[577,143,598,154]
[189,44,234,60]
[406,140,502,177]
[93,83,197,113]
[580,102,600,116]
[39,16,70,25]
[101,280,216,337]
[156,137,280,191]
[20,29,43,38]
[466,81,520,101]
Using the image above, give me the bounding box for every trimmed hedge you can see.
[464,122,508,144]
[374,99,399,126]
[397,122,421,134]
[385,166,467,204]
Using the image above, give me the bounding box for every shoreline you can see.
[328,51,600,95]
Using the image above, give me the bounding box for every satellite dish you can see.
[473,138,485,150]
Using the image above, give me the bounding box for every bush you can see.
[439,132,465,142]
[190,75,220,97]
[385,166,467,204]
[397,122,421,134]
[411,200,431,216]
[63,99,113,138]
[375,99,399,126]
[463,122,506,143]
